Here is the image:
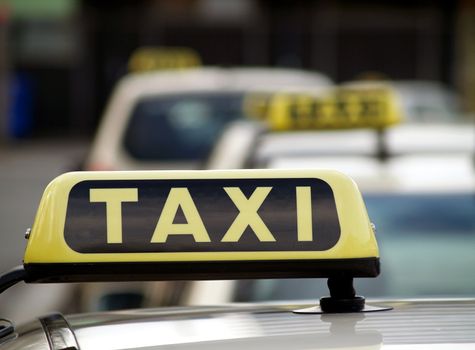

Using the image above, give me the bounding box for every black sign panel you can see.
[64,178,340,253]
[288,93,388,124]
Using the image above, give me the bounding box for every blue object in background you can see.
[8,73,34,138]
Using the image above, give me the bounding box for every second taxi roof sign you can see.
[244,86,402,131]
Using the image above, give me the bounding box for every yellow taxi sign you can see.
[128,47,202,73]
[246,87,402,131]
[242,92,273,121]
[23,170,379,282]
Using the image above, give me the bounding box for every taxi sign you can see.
[242,92,273,121]
[18,170,378,284]
[245,87,402,131]
[128,47,202,72]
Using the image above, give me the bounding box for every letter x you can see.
[221,187,275,242]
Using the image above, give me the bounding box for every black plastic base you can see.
[293,303,393,314]
[23,258,379,283]
[293,276,391,314]
[320,295,365,313]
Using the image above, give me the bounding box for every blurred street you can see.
[0,138,88,322]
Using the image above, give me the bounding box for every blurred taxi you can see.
[207,83,473,171]
[84,53,332,171]
[2,169,475,349]
[342,76,468,123]
[195,86,475,304]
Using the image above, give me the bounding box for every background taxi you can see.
[83,67,332,171]
[186,88,475,305]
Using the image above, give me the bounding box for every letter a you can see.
[151,188,210,243]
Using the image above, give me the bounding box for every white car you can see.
[84,67,332,171]
[343,80,468,123]
[191,113,475,305]
[392,80,465,123]
[2,300,475,350]
[1,170,474,350]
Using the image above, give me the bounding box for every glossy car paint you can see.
[1,300,474,349]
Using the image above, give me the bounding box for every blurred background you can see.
[0,0,474,323]
[0,0,474,140]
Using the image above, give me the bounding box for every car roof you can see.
[207,121,475,193]
[6,300,475,349]
[256,123,475,159]
[268,155,475,194]
[85,67,333,171]
[257,123,475,193]
[117,67,333,96]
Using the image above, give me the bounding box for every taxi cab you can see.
[192,86,475,303]
[84,48,332,171]
[208,83,473,170]
[0,169,474,349]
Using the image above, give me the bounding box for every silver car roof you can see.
[4,300,474,350]
[68,299,475,349]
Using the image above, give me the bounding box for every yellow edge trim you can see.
[24,252,379,263]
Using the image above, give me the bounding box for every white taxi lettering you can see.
[151,188,211,243]
[221,187,275,242]
[90,188,138,244]
[93,186,315,244]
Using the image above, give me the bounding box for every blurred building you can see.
[0,0,474,140]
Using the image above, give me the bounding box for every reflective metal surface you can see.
[40,314,79,350]
[62,300,475,350]
[2,300,474,349]
[0,319,48,350]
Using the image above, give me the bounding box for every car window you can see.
[124,93,245,161]
[234,193,475,301]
